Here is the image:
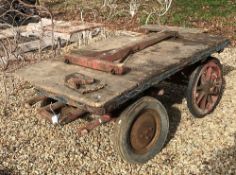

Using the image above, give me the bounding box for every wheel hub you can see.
[130,109,161,154]
[202,81,214,94]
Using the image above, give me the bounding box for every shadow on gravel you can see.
[164,106,181,146]
[147,82,185,146]
[0,168,17,175]
[200,133,236,174]
[223,64,236,76]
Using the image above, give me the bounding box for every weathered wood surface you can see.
[1,18,102,54]
[44,21,103,34]
[16,32,230,114]
[17,37,66,53]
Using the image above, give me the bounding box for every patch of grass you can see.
[163,0,236,26]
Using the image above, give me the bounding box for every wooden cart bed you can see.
[17,32,229,114]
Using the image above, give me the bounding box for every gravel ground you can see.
[0,47,236,175]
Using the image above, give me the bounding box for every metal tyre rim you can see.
[130,109,161,155]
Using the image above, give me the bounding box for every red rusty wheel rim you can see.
[130,109,161,154]
[193,60,223,113]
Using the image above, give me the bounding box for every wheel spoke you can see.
[205,67,213,81]
[209,87,220,96]
[207,95,213,104]
[196,91,205,105]
[200,95,208,110]
[196,84,204,91]
[206,95,213,110]
[214,78,222,87]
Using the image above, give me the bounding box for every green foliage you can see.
[164,0,236,25]
[41,0,236,28]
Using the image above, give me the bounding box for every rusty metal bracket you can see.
[78,114,113,136]
[59,107,86,125]
[24,95,47,108]
[37,101,65,123]
[37,108,53,123]
[37,102,86,124]
[40,101,66,112]
[65,73,95,89]
[65,54,130,75]
[64,73,106,94]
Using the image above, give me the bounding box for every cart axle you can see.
[78,114,113,136]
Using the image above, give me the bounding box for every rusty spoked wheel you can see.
[113,96,169,164]
[187,58,223,117]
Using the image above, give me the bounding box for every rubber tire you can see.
[113,96,169,164]
[186,58,223,118]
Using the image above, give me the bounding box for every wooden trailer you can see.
[17,26,230,164]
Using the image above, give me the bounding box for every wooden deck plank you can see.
[17,37,66,53]
[73,34,147,52]
[17,60,137,108]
